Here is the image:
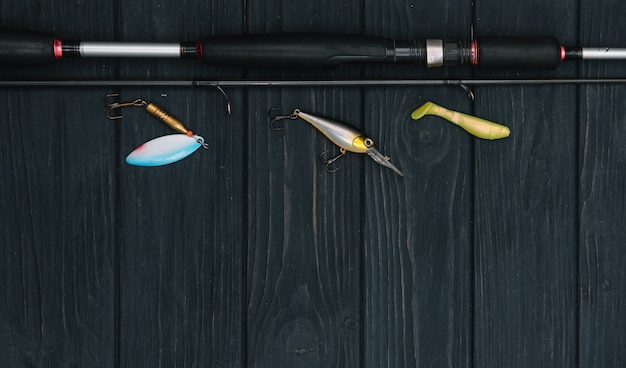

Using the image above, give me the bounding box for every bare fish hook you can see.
[216,86,232,115]
[460,84,475,101]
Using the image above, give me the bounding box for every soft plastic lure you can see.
[411,101,510,140]
[106,95,209,166]
[271,109,404,176]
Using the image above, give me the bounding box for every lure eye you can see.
[364,138,374,148]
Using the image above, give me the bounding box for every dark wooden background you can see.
[1,0,625,367]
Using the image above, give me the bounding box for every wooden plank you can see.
[245,1,363,366]
[0,2,117,367]
[473,1,578,367]
[362,1,473,367]
[0,89,117,367]
[116,88,245,368]
[246,88,363,367]
[579,1,626,366]
[114,1,245,367]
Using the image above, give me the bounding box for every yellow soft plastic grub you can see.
[411,101,510,140]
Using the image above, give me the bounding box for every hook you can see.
[104,93,147,120]
[268,108,298,131]
[319,148,346,173]
[460,84,475,101]
[216,86,232,115]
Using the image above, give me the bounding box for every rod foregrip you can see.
[199,33,417,68]
[0,28,59,66]
[475,37,563,69]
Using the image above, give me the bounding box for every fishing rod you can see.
[2,28,626,70]
[3,78,626,88]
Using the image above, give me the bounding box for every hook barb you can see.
[320,148,346,173]
[460,84,475,101]
[104,93,146,120]
[216,86,232,115]
[268,107,298,131]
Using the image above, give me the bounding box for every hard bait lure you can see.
[125,134,206,166]
[105,95,209,166]
[411,101,510,140]
[271,109,404,176]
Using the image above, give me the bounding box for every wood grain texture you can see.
[245,2,363,367]
[362,1,473,367]
[0,1,117,366]
[0,88,117,367]
[2,0,626,367]
[246,88,363,368]
[473,1,578,367]
[116,88,245,368]
[114,1,245,367]
[579,1,626,366]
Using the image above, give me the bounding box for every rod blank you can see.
[3,78,626,88]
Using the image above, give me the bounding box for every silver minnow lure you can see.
[288,109,404,176]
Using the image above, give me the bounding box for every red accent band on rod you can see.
[53,39,63,60]
[470,40,479,65]
[195,41,203,60]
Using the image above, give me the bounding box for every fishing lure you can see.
[125,134,207,166]
[106,95,209,166]
[411,101,510,140]
[271,109,404,176]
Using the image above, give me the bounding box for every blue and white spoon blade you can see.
[126,134,204,166]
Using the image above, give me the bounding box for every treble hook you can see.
[320,148,347,173]
[268,107,298,131]
[104,93,147,120]
[104,93,196,135]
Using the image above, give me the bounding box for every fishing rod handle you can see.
[199,33,425,67]
[200,34,564,69]
[0,28,564,69]
[475,37,562,69]
[0,28,59,66]
[0,28,189,66]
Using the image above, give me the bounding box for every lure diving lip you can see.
[126,134,205,166]
[365,148,404,176]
